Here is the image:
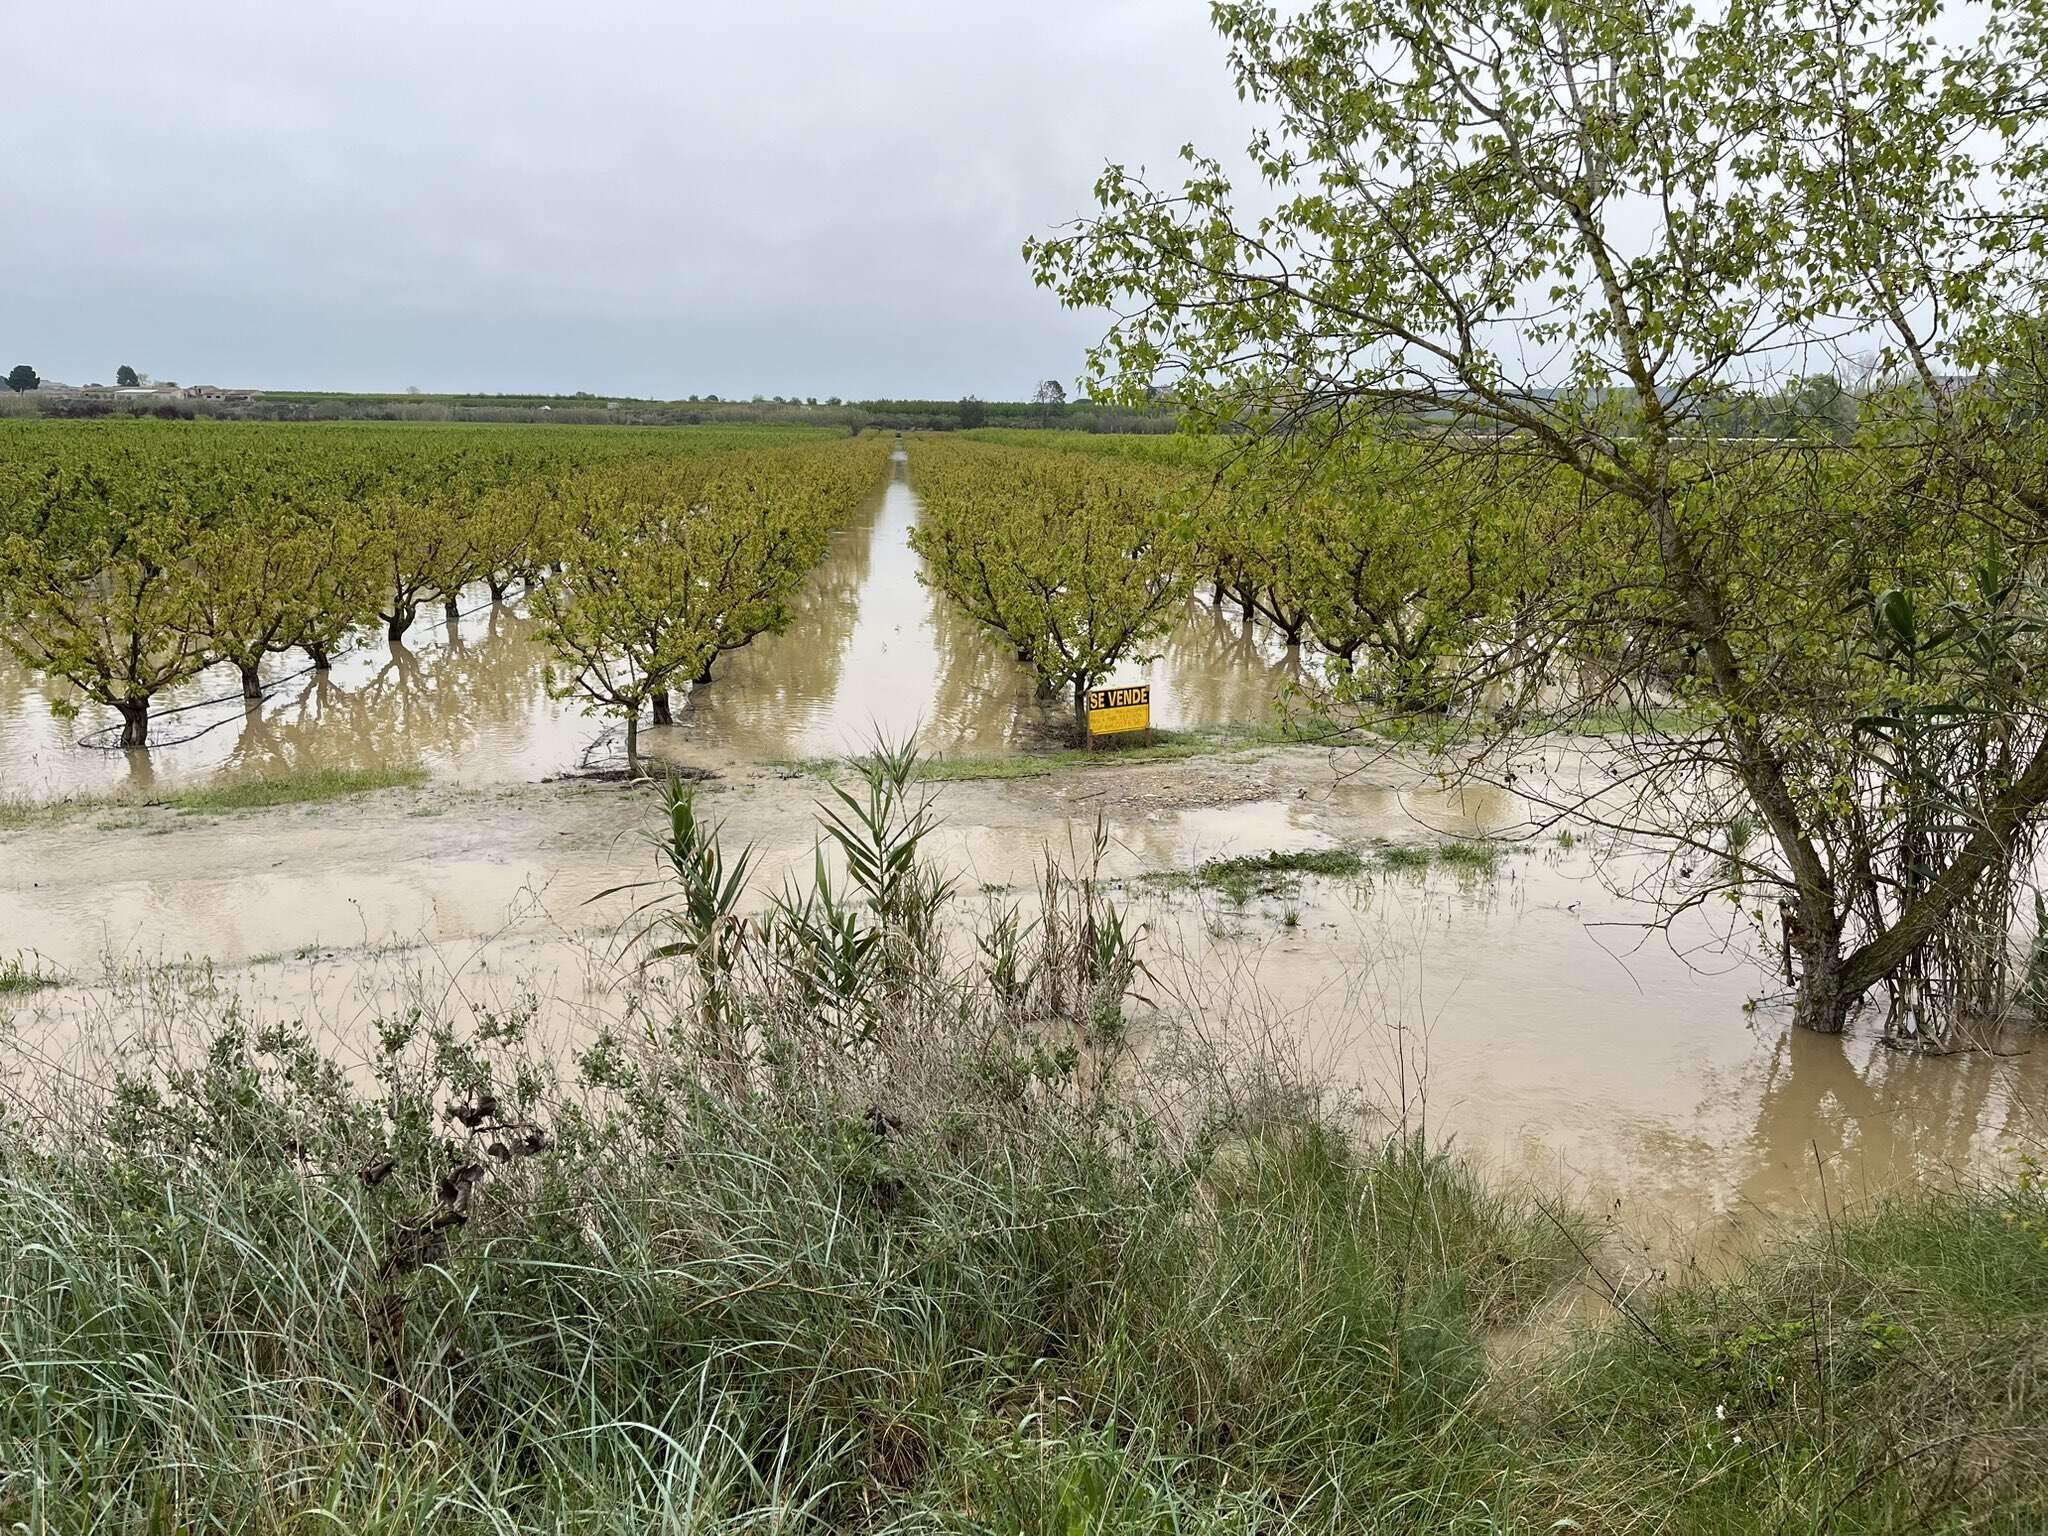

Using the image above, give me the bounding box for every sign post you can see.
[1086,683,1151,745]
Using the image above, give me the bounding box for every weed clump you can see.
[1192,846,1368,904]
[0,953,63,995]
[1374,838,1503,878]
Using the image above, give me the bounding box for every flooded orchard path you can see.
[660,455,1298,765]
[0,453,1298,801]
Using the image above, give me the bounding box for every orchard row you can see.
[0,421,888,750]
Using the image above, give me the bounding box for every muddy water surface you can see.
[0,456,1296,800]
[5,761,2041,1265]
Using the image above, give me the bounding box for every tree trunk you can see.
[116,698,151,748]
[443,596,461,623]
[387,604,415,642]
[694,660,713,686]
[624,712,640,776]
[488,577,508,604]
[1791,945,1853,1033]
[307,643,332,671]
[652,690,673,726]
[238,662,263,701]
[1073,678,1090,745]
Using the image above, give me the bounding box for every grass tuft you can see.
[1189,846,1367,904]
[1374,838,1504,878]
[0,954,64,995]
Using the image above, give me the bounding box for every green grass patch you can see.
[2,1005,1588,1532]
[1145,840,1503,907]
[1,765,429,827]
[1503,703,1713,737]
[1514,1178,2048,1527]
[1374,838,1503,877]
[162,764,428,812]
[8,990,2038,1530]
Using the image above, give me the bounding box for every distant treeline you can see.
[4,388,1178,433]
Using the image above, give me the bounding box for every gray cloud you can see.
[7,1,1258,399]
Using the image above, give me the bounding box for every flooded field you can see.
[2,453,2043,1272]
[0,456,1299,801]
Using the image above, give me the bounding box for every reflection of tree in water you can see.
[1152,603,1305,728]
[221,607,551,776]
[0,654,35,724]
[1733,1027,2045,1218]
[0,650,90,756]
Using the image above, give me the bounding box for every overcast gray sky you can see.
[7,2,1258,400]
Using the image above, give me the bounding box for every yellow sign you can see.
[1087,683,1151,737]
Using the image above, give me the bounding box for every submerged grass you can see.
[0,764,428,826]
[1376,838,1503,877]
[1175,846,1369,904]
[1147,841,1502,907]
[0,954,64,995]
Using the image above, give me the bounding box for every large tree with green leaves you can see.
[1031,0,2048,1035]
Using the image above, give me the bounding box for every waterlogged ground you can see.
[2,451,2043,1264]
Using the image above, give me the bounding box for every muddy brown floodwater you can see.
[0,453,1298,799]
[2,451,2044,1274]
[5,750,2043,1274]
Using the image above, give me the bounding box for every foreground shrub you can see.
[0,1001,1580,1532]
